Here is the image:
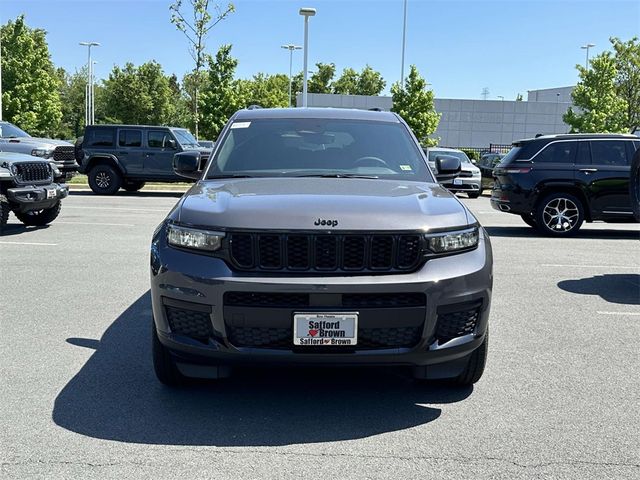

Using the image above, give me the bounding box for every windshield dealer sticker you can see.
[231,121,251,129]
[400,165,412,171]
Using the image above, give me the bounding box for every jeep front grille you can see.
[14,162,52,183]
[228,232,423,273]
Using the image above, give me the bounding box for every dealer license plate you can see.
[453,178,463,185]
[293,312,358,346]
[46,188,57,199]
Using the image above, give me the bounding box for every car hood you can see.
[1,137,72,148]
[176,178,471,231]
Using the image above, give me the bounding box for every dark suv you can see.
[150,108,492,387]
[77,125,212,194]
[491,134,640,235]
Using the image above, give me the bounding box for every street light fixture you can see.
[581,43,595,70]
[79,42,100,125]
[299,7,316,108]
[281,44,302,107]
[400,0,408,88]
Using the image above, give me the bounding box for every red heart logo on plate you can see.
[308,329,318,337]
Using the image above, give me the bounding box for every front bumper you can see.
[150,227,493,372]
[7,183,68,213]
[442,176,482,193]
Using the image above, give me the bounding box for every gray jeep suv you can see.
[150,108,493,387]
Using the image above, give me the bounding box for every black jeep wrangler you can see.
[76,125,212,195]
[0,152,69,235]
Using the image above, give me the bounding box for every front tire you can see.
[534,192,584,236]
[453,330,488,386]
[0,195,9,235]
[88,164,122,195]
[14,201,61,226]
[152,322,185,387]
[468,191,481,199]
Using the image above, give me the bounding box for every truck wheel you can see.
[468,191,481,199]
[0,195,9,235]
[453,330,488,386]
[534,192,584,236]
[88,165,122,195]
[123,181,145,192]
[15,201,62,226]
[152,321,185,387]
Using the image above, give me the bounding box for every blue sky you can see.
[2,0,639,100]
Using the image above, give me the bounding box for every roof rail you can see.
[368,107,382,112]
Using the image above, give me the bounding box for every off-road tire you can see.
[152,321,185,387]
[14,201,62,226]
[631,148,640,222]
[0,195,10,235]
[452,330,488,386]
[88,164,122,195]
[534,192,584,237]
[123,181,145,192]
[468,191,481,199]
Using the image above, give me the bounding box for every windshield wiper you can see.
[294,173,379,179]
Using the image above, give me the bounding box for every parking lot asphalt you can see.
[1,191,639,480]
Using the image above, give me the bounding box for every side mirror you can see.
[435,155,461,182]
[166,139,177,150]
[173,151,201,179]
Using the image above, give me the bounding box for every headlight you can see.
[167,224,224,251]
[31,148,55,158]
[425,226,479,253]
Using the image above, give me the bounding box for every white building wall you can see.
[299,92,572,147]
[527,86,574,103]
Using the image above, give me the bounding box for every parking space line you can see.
[597,311,640,316]
[542,264,639,270]
[64,206,169,212]
[56,221,136,227]
[0,241,58,246]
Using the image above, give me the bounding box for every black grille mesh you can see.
[224,292,425,308]
[435,307,480,344]
[53,146,76,163]
[166,306,212,341]
[228,233,422,273]
[224,292,309,308]
[14,162,51,183]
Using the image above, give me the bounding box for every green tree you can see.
[170,0,235,138]
[290,71,304,106]
[243,73,289,108]
[102,61,175,125]
[0,15,62,136]
[308,62,335,94]
[56,67,91,139]
[333,67,358,94]
[563,53,628,133]
[391,65,440,146]
[200,44,244,139]
[515,93,523,101]
[610,36,640,131]
[356,65,385,95]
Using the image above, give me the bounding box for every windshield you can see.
[428,150,471,164]
[0,122,30,138]
[172,128,200,148]
[206,118,432,181]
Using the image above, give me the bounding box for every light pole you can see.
[497,95,504,101]
[79,41,100,125]
[0,33,3,121]
[581,43,595,70]
[281,44,302,107]
[400,0,407,88]
[299,7,316,108]
[91,60,98,124]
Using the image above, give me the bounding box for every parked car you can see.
[150,107,492,387]
[424,147,482,198]
[491,133,640,235]
[198,140,215,149]
[76,125,213,194]
[0,121,78,181]
[0,151,69,234]
[478,153,503,190]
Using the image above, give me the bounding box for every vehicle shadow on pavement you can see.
[484,226,640,240]
[69,191,185,198]
[558,274,640,305]
[53,291,471,446]
[0,222,49,237]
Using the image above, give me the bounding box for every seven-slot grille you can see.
[14,162,52,183]
[229,233,423,273]
[458,171,474,178]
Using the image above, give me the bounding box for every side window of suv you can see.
[86,128,115,147]
[533,141,576,164]
[118,129,142,148]
[590,141,628,166]
[148,130,170,148]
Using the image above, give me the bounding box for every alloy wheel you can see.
[542,197,579,232]
[96,172,111,189]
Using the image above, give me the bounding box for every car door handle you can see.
[579,168,598,173]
